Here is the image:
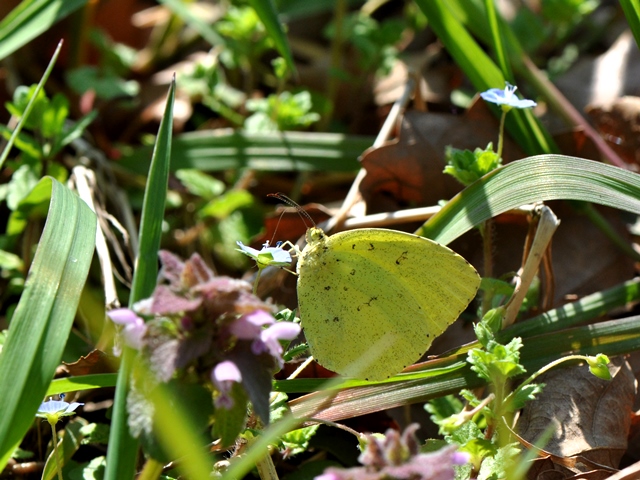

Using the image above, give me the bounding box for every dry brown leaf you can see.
[474,201,636,308]
[586,96,640,167]
[359,101,524,213]
[519,357,636,478]
[62,349,116,376]
[553,31,640,119]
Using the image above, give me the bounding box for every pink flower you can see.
[252,322,301,362]
[229,310,275,339]
[212,360,242,409]
[107,308,147,350]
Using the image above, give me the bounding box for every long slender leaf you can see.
[103,79,176,480]
[0,177,96,469]
[0,40,62,171]
[620,0,640,52]
[247,0,296,74]
[414,0,554,155]
[288,315,640,422]
[417,155,640,245]
[0,0,88,60]
[158,0,226,47]
[47,374,118,396]
[275,277,640,394]
[117,130,372,174]
[41,420,86,480]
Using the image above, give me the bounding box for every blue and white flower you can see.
[236,240,292,269]
[36,395,84,425]
[480,84,536,111]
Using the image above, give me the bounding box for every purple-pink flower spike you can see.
[212,360,243,409]
[107,308,147,350]
[252,322,301,359]
[229,310,275,339]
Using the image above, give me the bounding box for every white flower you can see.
[36,395,84,425]
[480,84,536,110]
[236,240,292,269]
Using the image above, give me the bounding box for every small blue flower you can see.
[236,240,292,269]
[480,84,536,110]
[36,395,84,425]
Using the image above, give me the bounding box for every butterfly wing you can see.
[297,228,480,380]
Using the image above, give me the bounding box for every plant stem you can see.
[319,0,347,131]
[138,458,164,480]
[497,110,507,160]
[49,422,63,480]
[480,220,494,315]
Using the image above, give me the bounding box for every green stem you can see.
[319,0,347,130]
[253,269,263,295]
[49,422,63,480]
[496,109,507,160]
[480,220,494,315]
[255,450,279,480]
[138,458,164,480]
[505,355,591,406]
[103,348,139,480]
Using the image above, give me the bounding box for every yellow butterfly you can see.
[295,226,480,381]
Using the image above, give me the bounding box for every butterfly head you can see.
[306,227,326,245]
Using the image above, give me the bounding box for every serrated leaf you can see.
[280,424,319,457]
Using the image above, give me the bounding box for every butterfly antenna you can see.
[269,209,287,246]
[267,193,316,228]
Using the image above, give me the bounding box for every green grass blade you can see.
[417,155,640,245]
[288,315,640,422]
[415,0,503,88]
[47,374,118,395]
[130,78,176,302]
[620,0,640,50]
[0,177,96,469]
[158,0,225,47]
[41,420,85,480]
[483,0,512,81]
[103,78,175,480]
[0,40,62,170]
[0,0,88,60]
[414,0,553,155]
[501,278,640,340]
[247,0,296,74]
[117,130,373,174]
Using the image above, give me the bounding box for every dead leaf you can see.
[62,350,116,376]
[359,101,525,213]
[553,31,640,117]
[477,201,637,308]
[519,357,636,478]
[586,96,640,167]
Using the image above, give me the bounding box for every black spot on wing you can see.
[395,251,408,265]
